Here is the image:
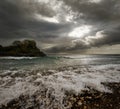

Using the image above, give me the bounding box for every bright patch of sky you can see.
[68,25,92,38]
[35,14,59,23]
[88,0,103,3]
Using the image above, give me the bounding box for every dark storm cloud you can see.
[46,0,120,53]
[0,0,68,41]
[47,26,120,53]
[0,0,25,38]
[63,0,120,23]
[0,0,120,53]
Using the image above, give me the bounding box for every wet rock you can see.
[77,100,82,106]
[0,82,120,109]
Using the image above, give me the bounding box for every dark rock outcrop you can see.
[0,40,46,57]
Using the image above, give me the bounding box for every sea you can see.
[0,54,120,108]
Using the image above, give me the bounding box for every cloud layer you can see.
[0,0,120,53]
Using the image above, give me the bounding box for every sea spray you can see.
[0,55,120,108]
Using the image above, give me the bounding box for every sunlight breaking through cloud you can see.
[68,25,92,38]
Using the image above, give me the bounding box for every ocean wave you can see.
[0,57,37,60]
[0,64,120,106]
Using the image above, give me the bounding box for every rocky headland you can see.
[0,40,46,57]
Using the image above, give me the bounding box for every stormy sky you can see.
[0,0,120,54]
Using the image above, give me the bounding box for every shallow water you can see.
[0,55,120,108]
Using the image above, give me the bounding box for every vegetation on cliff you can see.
[0,40,46,57]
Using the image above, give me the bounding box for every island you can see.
[0,40,46,57]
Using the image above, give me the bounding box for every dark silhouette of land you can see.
[0,40,46,57]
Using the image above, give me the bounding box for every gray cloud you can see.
[47,27,120,53]
[63,0,120,23]
[0,0,71,44]
[45,0,120,53]
[0,0,120,53]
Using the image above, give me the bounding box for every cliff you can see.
[0,40,46,57]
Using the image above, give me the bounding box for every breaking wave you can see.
[0,57,37,60]
[0,55,120,108]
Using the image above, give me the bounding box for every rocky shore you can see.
[0,82,119,109]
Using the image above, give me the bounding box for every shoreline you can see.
[0,82,120,109]
[0,59,120,109]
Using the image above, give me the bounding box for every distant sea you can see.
[0,54,120,108]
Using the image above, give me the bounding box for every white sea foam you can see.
[37,69,118,96]
[0,64,120,106]
[0,57,37,60]
[32,64,120,108]
[0,81,39,104]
